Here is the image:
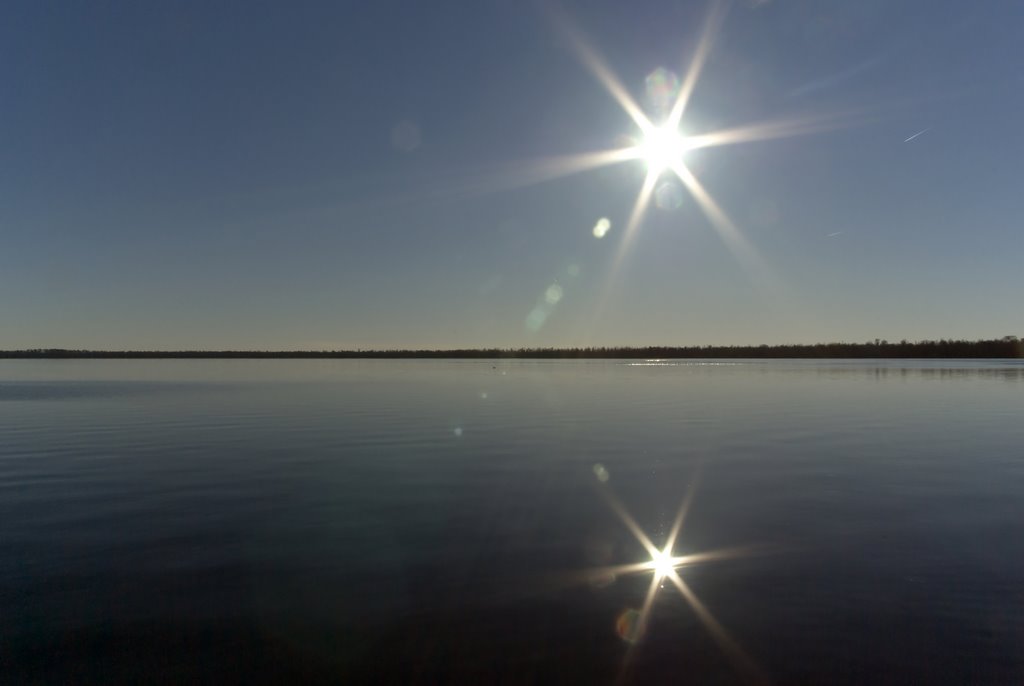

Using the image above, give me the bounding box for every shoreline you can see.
[2,339,1021,360]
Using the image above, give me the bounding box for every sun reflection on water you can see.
[588,463,769,683]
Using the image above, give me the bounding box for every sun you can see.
[637,124,690,175]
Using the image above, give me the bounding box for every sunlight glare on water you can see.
[1,359,1023,683]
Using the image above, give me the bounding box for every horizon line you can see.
[2,337,1021,359]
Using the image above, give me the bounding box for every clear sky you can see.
[3,1,1022,350]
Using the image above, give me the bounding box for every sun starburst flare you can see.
[530,0,878,332]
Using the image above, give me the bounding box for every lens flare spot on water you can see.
[645,67,681,116]
[616,608,645,644]
[567,263,581,277]
[545,284,564,305]
[592,217,612,238]
[593,463,610,482]
[655,181,685,210]
[589,571,617,589]
[479,391,488,400]
[453,427,463,437]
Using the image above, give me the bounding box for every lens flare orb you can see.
[645,67,681,116]
[616,608,645,644]
[654,181,684,210]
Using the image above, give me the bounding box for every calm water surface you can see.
[2,359,1023,684]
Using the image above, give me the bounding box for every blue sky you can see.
[2,0,1022,349]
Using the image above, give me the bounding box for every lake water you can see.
[2,359,1023,684]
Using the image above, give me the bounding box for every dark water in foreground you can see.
[2,359,1023,684]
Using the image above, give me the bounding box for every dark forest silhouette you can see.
[3,337,1021,359]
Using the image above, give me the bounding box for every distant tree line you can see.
[2,337,1021,359]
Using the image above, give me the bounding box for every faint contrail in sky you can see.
[827,231,843,237]
[788,56,885,98]
[904,128,929,143]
